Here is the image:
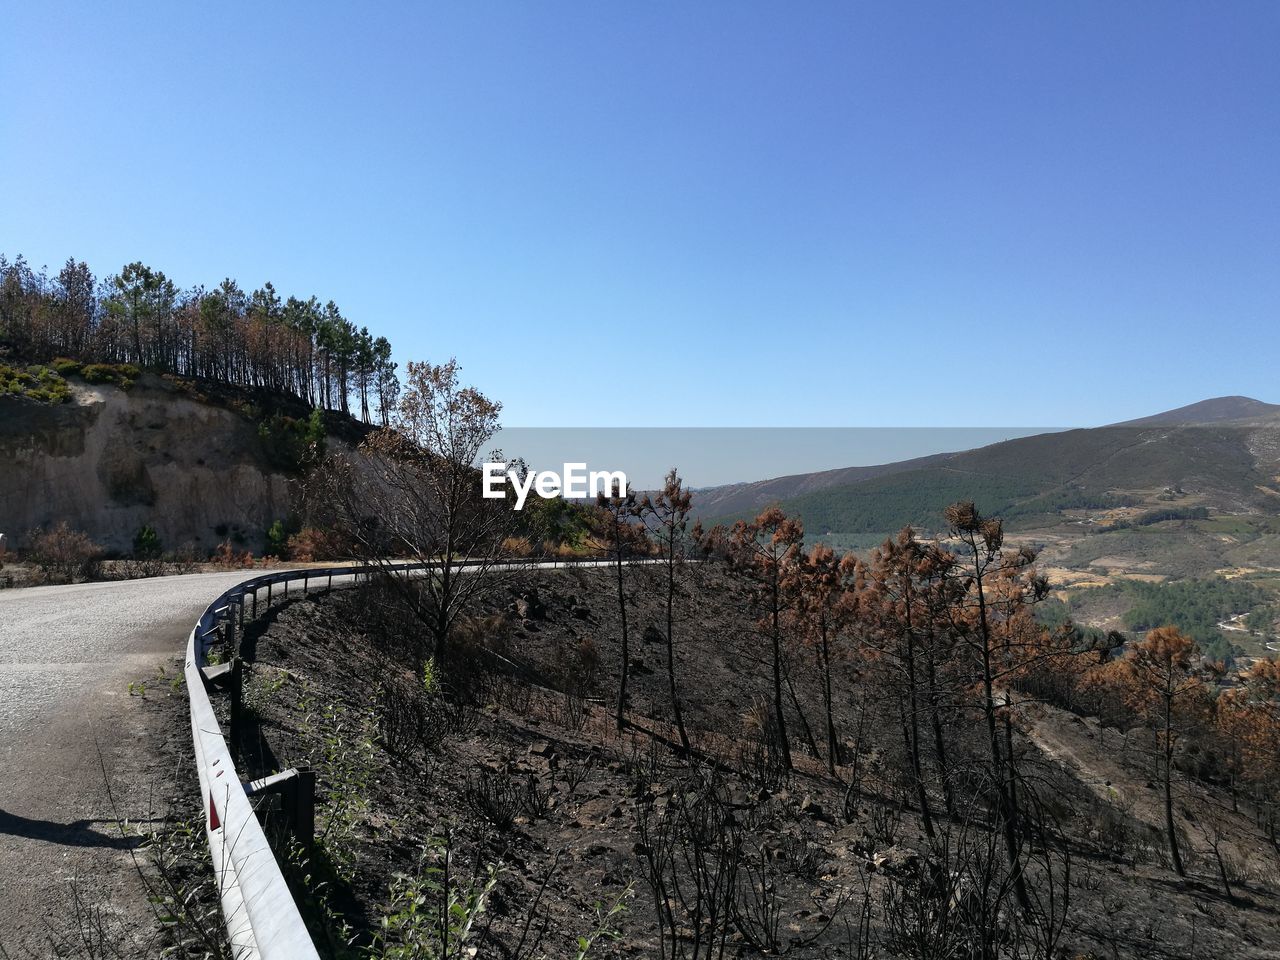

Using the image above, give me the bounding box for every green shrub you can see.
[132,524,162,559]
[81,362,138,387]
[257,411,326,473]
[371,838,501,959]
[0,363,71,403]
[51,357,82,376]
[80,364,114,383]
[368,836,628,960]
[421,657,439,696]
[265,519,290,557]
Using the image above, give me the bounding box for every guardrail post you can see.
[267,582,273,605]
[303,572,309,595]
[294,769,315,842]
[225,606,237,655]
[199,657,243,750]
[245,768,315,845]
[229,657,243,748]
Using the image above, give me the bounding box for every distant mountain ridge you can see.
[1112,396,1280,427]
[693,397,1280,535]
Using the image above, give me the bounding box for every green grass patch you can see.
[1193,515,1276,539]
[0,363,72,403]
[80,362,140,387]
[51,356,82,376]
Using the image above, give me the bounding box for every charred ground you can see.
[234,564,1280,959]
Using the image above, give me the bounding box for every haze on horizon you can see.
[2,2,1276,429]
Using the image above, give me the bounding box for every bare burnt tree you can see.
[941,501,1050,915]
[913,544,967,823]
[858,528,941,840]
[312,358,518,664]
[1115,625,1204,878]
[635,469,695,755]
[1217,660,1280,853]
[726,506,805,774]
[786,542,856,775]
[635,766,742,960]
[877,761,1071,960]
[589,478,644,730]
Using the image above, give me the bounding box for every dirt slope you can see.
[0,376,295,553]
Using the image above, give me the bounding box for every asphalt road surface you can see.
[0,571,277,957]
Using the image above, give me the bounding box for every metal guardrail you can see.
[185,558,618,959]
[185,564,381,960]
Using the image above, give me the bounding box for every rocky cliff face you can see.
[0,376,296,553]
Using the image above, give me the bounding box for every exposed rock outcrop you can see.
[0,377,296,552]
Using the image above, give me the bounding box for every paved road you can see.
[0,571,277,957]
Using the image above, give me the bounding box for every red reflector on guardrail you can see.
[210,792,221,831]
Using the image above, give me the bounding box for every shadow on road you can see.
[0,808,146,850]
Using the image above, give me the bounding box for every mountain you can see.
[689,451,951,521]
[693,397,1280,552]
[1114,395,1280,427]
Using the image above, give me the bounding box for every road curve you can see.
[0,570,281,956]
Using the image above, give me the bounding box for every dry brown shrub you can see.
[26,522,102,583]
[286,526,343,562]
[212,540,255,569]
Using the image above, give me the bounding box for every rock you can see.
[834,824,861,844]
[529,740,553,757]
[578,797,621,824]
[515,591,546,620]
[725,786,752,808]
[872,845,920,876]
[799,794,830,821]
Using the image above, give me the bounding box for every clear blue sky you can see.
[3,2,1276,428]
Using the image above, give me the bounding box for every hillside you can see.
[0,372,368,554]
[696,397,1280,532]
[1115,395,1280,426]
[690,398,1280,659]
[222,565,1280,959]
